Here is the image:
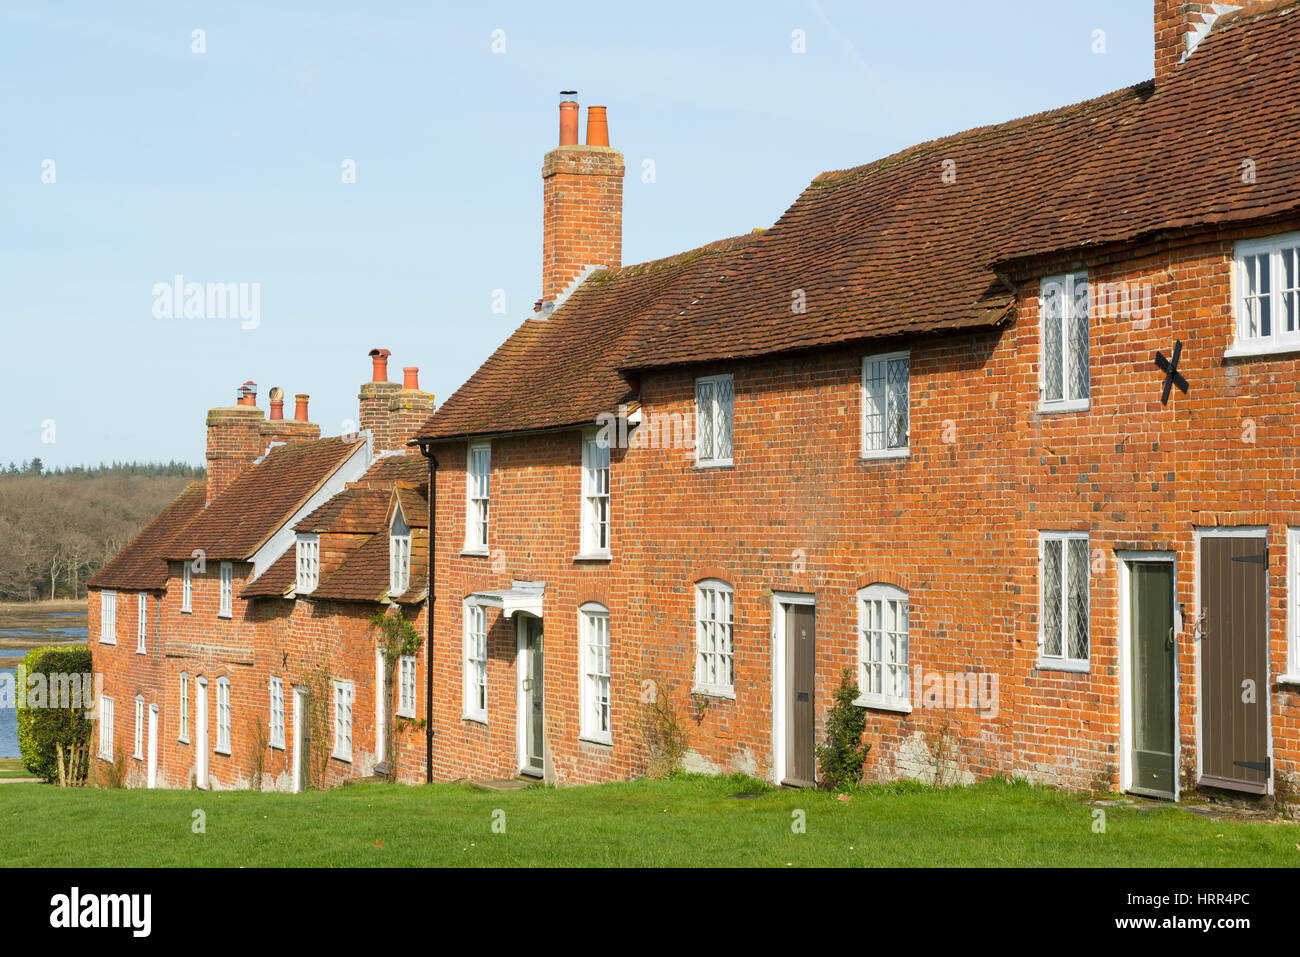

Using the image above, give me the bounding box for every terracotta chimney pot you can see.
[294,394,310,422]
[402,367,420,391]
[369,348,391,383]
[585,106,609,146]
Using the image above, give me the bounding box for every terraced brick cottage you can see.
[88,367,434,790]
[94,1,1300,804]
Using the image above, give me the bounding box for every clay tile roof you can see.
[622,4,1300,369]
[310,532,392,603]
[355,453,427,487]
[393,487,428,528]
[167,437,365,562]
[416,3,1300,411]
[86,481,206,591]
[416,234,760,441]
[295,487,392,535]
[239,549,296,599]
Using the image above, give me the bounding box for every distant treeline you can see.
[0,463,205,601]
[4,459,206,479]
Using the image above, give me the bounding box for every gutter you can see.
[415,439,438,784]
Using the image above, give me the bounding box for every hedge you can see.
[16,646,94,783]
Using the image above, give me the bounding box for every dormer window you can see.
[296,534,320,594]
[389,509,411,597]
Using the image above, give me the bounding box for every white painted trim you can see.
[855,583,910,710]
[218,562,233,618]
[1116,550,1179,801]
[860,349,910,457]
[146,704,158,789]
[291,686,306,794]
[248,439,373,580]
[1231,232,1300,356]
[578,602,612,745]
[771,590,815,787]
[465,441,492,552]
[374,650,386,761]
[515,614,544,776]
[1288,528,1300,678]
[195,676,209,790]
[694,373,735,467]
[1037,270,1090,410]
[99,590,116,645]
[462,600,487,723]
[1036,530,1091,671]
[332,679,355,763]
[1192,526,1273,795]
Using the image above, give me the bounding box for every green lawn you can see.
[0,774,1293,867]
[0,758,32,779]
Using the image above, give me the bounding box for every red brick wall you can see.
[541,146,624,302]
[93,214,1300,801]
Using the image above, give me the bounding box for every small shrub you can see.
[640,682,689,779]
[16,646,94,785]
[815,669,870,791]
[99,747,127,789]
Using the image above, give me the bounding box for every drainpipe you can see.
[416,438,438,783]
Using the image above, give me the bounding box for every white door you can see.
[146,705,158,788]
[196,677,209,789]
[292,687,307,793]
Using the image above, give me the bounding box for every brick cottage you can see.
[91,1,1300,805]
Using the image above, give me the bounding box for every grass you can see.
[0,774,1295,867]
[0,599,86,612]
[0,759,32,779]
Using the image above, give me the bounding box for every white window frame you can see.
[694,373,735,467]
[860,350,911,458]
[398,655,417,718]
[463,601,488,722]
[333,680,354,761]
[98,695,114,758]
[1229,232,1300,357]
[218,562,233,618]
[693,579,735,697]
[465,442,491,553]
[215,676,231,754]
[134,695,144,760]
[296,534,320,594]
[1039,271,1090,412]
[856,583,911,712]
[389,511,411,596]
[1286,528,1300,683]
[269,675,285,749]
[1039,531,1091,672]
[178,672,190,743]
[579,432,611,557]
[579,603,612,744]
[99,590,116,645]
[181,562,192,613]
[136,592,148,654]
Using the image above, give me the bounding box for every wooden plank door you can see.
[1200,537,1270,793]
[1129,561,1175,798]
[784,604,816,787]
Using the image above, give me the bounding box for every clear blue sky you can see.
[1,0,1154,469]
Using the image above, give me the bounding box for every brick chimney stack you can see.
[206,381,321,506]
[358,349,435,453]
[259,384,321,448]
[1155,1,1216,84]
[541,97,625,306]
[206,383,266,506]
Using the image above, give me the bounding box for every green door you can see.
[1129,561,1175,798]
